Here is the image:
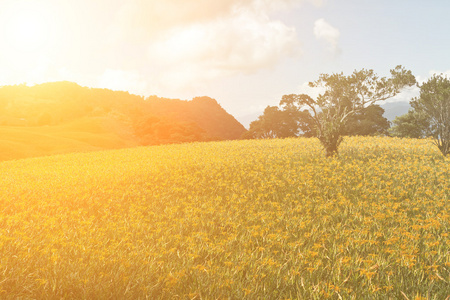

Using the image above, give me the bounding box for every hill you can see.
[0,117,139,161]
[0,82,246,161]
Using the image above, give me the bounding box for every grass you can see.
[0,117,138,161]
[0,136,448,299]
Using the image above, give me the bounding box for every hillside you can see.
[0,82,246,161]
[0,117,139,161]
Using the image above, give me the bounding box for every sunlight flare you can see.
[3,2,54,53]
[6,9,48,51]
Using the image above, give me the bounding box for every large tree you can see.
[286,66,416,157]
[391,74,449,156]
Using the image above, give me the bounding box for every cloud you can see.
[313,18,341,55]
[384,85,419,104]
[112,0,301,43]
[0,0,309,96]
[142,1,301,92]
[385,69,450,104]
[384,69,450,104]
[147,10,299,86]
[98,69,149,96]
[308,0,325,7]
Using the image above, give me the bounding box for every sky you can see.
[1,0,450,127]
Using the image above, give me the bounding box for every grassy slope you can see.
[0,117,139,161]
[0,137,448,299]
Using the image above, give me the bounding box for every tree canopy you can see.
[300,66,416,156]
[343,104,390,136]
[242,104,314,139]
[245,66,416,157]
[391,74,450,156]
[389,110,431,139]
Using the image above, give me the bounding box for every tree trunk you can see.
[319,134,342,158]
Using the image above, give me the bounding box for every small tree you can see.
[410,74,450,156]
[389,109,431,138]
[343,104,390,136]
[286,66,416,157]
[244,106,299,139]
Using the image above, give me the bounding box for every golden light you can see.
[4,7,50,52]
[0,0,64,84]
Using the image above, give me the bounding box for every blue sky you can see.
[1,0,449,126]
[218,0,450,124]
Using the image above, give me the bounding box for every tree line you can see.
[243,67,449,157]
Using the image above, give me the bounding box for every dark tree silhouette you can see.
[343,104,390,136]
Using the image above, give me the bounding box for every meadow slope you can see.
[0,117,139,161]
[0,137,448,299]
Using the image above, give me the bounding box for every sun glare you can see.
[0,0,63,84]
[5,8,49,52]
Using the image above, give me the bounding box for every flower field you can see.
[0,136,449,299]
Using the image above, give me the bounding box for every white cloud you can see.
[148,12,299,70]
[383,69,450,104]
[307,0,325,7]
[313,18,341,55]
[98,69,148,96]
[145,2,301,92]
[383,86,419,104]
[112,0,300,43]
[0,0,309,95]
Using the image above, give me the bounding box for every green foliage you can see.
[245,66,415,157]
[243,105,309,139]
[299,66,416,157]
[343,104,390,136]
[389,110,431,138]
[243,106,283,139]
[412,74,450,156]
[246,98,391,144]
[279,94,316,137]
[390,74,450,156]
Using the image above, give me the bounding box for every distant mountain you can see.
[0,82,246,161]
[380,101,411,121]
[236,112,261,129]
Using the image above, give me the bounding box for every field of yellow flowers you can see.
[0,136,448,299]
